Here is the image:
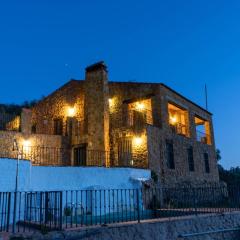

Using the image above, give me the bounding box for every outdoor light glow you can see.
[170,115,177,124]
[67,107,76,117]
[136,102,145,111]
[108,98,113,106]
[22,140,31,148]
[133,136,143,146]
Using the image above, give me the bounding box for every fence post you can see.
[193,188,197,215]
[59,191,63,230]
[136,189,140,223]
[6,192,11,232]
[12,191,17,233]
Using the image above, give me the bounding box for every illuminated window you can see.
[168,103,188,136]
[195,116,211,145]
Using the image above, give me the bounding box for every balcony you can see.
[196,131,211,145]
[123,109,153,129]
[170,122,188,136]
[195,116,212,145]
[168,102,189,137]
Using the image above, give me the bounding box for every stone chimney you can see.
[21,108,32,134]
[85,61,110,166]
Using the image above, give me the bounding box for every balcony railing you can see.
[170,122,188,136]
[0,146,70,166]
[0,146,148,169]
[123,109,153,129]
[196,131,211,144]
[0,113,20,132]
[74,149,109,167]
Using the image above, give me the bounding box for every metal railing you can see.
[170,122,188,136]
[73,150,109,167]
[0,185,240,233]
[123,109,153,129]
[196,131,210,144]
[0,146,70,166]
[0,113,20,132]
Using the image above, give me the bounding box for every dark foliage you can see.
[0,100,38,114]
[217,149,240,185]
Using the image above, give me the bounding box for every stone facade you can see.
[0,61,219,185]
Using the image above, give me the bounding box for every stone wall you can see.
[18,212,240,240]
[32,80,85,137]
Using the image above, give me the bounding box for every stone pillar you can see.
[85,61,110,166]
[21,108,32,134]
[188,112,197,140]
[151,86,162,128]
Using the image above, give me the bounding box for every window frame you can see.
[166,140,175,170]
[53,118,63,135]
[204,152,210,173]
[187,146,195,172]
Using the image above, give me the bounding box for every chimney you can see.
[84,61,110,166]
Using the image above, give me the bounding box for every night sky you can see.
[0,0,239,168]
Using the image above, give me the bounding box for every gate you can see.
[118,137,133,167]
[24,191,62,230]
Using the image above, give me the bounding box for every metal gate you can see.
[118,137,132,167]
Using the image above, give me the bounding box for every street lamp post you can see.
[12,139,22,233]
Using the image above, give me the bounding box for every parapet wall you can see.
[0,158,151,192]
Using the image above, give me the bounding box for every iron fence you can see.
[122,109,153,129]
[0,185,240,233]
[0,146,70,166]
[170,122,188,136]
[0,146,144,168]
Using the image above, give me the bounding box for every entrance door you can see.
[118,138,132,167]
[74,144,87,166]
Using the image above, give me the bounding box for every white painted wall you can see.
[0,158,151,192]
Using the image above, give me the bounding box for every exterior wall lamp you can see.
[133,136,143,146]
[170,115,177,125]
[136,102,145,111]
[67,107,76,117]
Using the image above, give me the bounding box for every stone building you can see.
[0,61,219,186]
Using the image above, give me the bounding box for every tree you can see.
[217,149,240,184]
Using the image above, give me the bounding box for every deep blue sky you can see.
[0,0,239,168]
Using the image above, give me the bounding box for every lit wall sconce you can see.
[109,98,115,108]
[133,136,143,146]
[108,98,113,105]
[23,140,31,148]
[136,102,145,111]
[67,107,76,117]
[170,115,177,125]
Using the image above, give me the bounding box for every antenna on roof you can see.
[205,84,208,110]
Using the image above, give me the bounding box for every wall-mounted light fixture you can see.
[136,102,145,111]
[170,115,177,125]
[133,136,143,146]
[22,140,31,148]
[67,107,76,117]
